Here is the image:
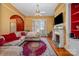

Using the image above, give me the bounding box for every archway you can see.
[10,15,24,32]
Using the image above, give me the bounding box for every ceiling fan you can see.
[35,4,46,16]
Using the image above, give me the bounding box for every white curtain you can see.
[32,19,47,36]
[10,22,16,33]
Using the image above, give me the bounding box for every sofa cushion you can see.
[3,36,25,46]
[15,32,21,37]
[9,33,17,40]
[0,36,5,46]
[2,33,18,43]
[21,31,26,36]
[0,36,5,40]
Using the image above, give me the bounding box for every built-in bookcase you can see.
[71,3,79,38]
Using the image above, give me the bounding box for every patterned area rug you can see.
[23,40,46,56]
[40,37,56,56]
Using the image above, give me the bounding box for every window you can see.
[32,19,45,32]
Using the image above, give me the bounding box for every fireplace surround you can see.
[56,34,60,44]
[52,24,64,48]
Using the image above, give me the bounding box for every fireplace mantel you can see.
[52,24,64,48]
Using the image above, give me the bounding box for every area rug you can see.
[23,40,46,56]
[40,37,57,56]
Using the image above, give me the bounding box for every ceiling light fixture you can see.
[35,4,46,16]
[35,4,41,16]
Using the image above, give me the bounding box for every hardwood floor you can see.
[47,36,73,56]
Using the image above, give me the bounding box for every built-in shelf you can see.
[72,11,79,16]
[72,30,79,31]
[71,4,79,37]
[72,21,79,23]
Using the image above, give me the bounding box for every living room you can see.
[0,3,79,56]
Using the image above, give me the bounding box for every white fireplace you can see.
[52,24,64,48]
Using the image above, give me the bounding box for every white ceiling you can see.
[12,3,58,16]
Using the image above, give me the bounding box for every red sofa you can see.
[0,31,26,46]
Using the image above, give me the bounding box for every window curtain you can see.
[32,19,47,36]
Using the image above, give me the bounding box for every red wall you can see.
[71,3,79,37]
[10,15,24,31]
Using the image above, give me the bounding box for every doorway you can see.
[10,15,24,32]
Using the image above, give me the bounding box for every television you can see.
[54,13,63,25]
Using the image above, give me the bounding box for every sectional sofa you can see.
[0,31,26,56]
[0,31,40,56]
